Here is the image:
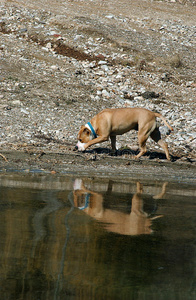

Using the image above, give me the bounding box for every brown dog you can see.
[76,107,173,160]
[73,179,167,236]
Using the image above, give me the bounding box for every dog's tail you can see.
[154,112,174,131]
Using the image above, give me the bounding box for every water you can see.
[0,173,195,300]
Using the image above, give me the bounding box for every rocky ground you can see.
[0,0,196,178]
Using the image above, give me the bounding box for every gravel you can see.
[0,0,195,164]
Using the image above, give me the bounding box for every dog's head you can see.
[75,125,93,151]
[78,125,92,143]
[73,179,90,209]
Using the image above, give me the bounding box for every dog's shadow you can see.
[85,147,180,162]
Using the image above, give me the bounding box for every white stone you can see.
[98,60,107,65]
[12,100,22,106]
[102,89,110,98]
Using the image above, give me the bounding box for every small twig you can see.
[0,153,8,162]
[34,133,74,146]
[37,151,46,159]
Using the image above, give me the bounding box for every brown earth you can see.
[0,149,195,184]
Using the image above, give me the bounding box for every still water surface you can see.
[0,173,195,300]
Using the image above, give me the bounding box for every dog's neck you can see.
[85,122,97,139]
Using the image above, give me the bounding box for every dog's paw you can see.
[76,141,86,151]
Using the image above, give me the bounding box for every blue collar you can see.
[87,122,97,139]
[78,193,90,210]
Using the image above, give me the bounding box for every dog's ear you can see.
[79,125,90,135]
[84,127,90,134]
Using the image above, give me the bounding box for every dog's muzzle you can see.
[76,141,86,151]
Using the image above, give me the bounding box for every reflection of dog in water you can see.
[73,179,167,236]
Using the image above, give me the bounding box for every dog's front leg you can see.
[110,135,116,151]
[82,136,109,151]
[110,135,118,155]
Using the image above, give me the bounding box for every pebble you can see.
[102,90,110,98]
[12,100,23,106]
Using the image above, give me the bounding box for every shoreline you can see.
[0,149,195,184]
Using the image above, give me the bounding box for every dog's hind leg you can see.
[136,121,157,159]
[136,132,148,159]
[150,128,170,160]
